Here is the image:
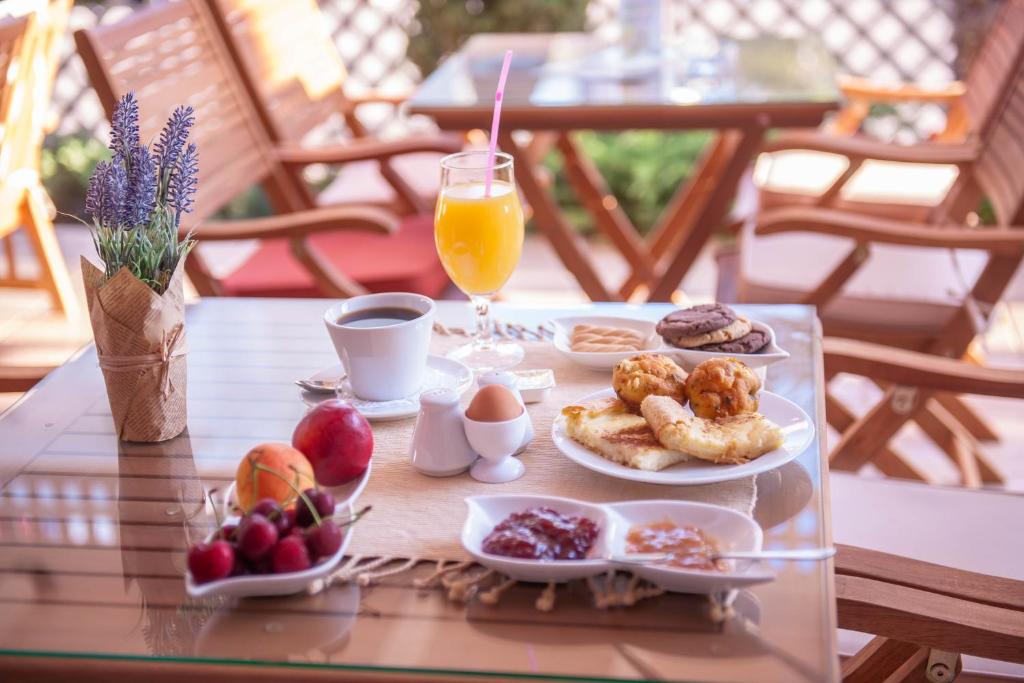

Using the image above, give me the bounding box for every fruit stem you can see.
[331,504,372,528]
[252,462,322,526]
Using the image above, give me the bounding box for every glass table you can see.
[409,33,840,302]
[0,299,838,682]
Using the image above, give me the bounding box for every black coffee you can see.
[337,306,422,328]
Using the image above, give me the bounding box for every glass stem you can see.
[471,294,494,349]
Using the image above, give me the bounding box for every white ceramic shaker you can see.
[477,371,534,453]
[409,387,478,476]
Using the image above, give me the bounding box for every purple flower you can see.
[153,105,195,178]
[109,92,140,164]
[123,145,157,226]
[86,160,127,227]
[167,142,198,217]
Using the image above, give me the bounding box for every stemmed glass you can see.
[434,151,525,372]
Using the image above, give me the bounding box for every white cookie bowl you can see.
[661,319,789,383]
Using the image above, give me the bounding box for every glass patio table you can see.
[0,299,838,682]
[409,33,840,302]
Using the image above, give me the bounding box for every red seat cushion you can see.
[220,214,451,299]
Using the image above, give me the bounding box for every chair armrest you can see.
[760,130,978,164]
[275,134,463,166]
[824,337,1024,399]
[346,90,412,107]
[837,574,1024,663]
[837,74,967,104]
[755,206,1024,256]
[190,206,399,241]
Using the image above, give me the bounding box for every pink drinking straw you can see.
[484,49,514,197]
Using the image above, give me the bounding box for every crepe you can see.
[641,395,784,465]
[562,397,691,472]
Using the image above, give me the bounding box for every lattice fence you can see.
[52,0,999,143]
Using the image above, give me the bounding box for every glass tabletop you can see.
[408,33,838,127]
[0,299,838,682]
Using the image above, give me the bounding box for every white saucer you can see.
[302,355,473,421]
[552,388,815,485]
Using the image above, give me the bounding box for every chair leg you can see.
[830,386,926,472]
[841,636,927,683]
[935,393,1000,443]
[825,390,932,482]
[928,401,1005,486]
[22,189,78,318]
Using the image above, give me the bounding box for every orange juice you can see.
[434,181,524,295]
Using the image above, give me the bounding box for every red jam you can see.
[482,507,599,560]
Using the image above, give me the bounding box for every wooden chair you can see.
[0,0,77,317]
[74,0,456,300]
[830,464,1024,681]
[823,337,1024,484]
[836,544,1024,682]
[753,0,1024,223]
[206,0,460,217]
[733,42,1024,484]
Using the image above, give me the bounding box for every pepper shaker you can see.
[409,388,477,476]
[478,371,534,453]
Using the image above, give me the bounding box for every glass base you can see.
[446,340,524,373]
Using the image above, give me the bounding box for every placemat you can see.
[347,338,756,561]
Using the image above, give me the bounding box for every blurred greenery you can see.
[407,0,587,76]
[40,133,106,219]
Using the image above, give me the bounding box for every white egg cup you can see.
[462,410,528,483]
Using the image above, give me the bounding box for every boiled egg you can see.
[465,384,523,422]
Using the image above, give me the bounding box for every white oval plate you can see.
[302,356,472,421]
[551,388,815,485]
[462,495,774,592]
[551,316,662,371]
[185,501,355,599]
[551,316,788,372]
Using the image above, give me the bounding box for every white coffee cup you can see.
[324,293,436,402]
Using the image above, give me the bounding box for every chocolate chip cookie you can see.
[656,304,737,344]
[698,328,770,354]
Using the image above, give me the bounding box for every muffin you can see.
[685,357,760,419]
[612,354,688,413]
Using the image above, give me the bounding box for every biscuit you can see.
[665,318,751,349]
[571,324,644,353]
[697,328,770,354]
[656,304,737,342]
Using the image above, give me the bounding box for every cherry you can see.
[236,513,279,561]
[295,488,336,528]
[188,540,234,584]
[271,535,311,573]
[251,498,290,535]
[230,552,250,577]
[305,520,344,560]
[217,523,238,542]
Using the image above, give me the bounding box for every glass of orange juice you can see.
[435,151,525,371]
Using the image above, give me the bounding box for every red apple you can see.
[292,399,373,486]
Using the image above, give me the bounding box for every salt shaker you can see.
[409,388,477,477]
[478,371,534,453]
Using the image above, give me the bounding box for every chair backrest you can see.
[73,0,296,224]
[0,14,31,171]
[961,0,1024,138]
[972,54,1024,227]
[206,0,360,143]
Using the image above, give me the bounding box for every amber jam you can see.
[481,507,599,560]
[626,520,722,571]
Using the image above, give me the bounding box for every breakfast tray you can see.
[335,336,757,600]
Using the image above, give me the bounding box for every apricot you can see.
[236,443,315,512]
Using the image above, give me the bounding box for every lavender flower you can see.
[153,105,195,180]
[123,145,158,227]
[167,142,198,217]
[85,92,197,293]
[108,91,140,163]
[85,160,127,228]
